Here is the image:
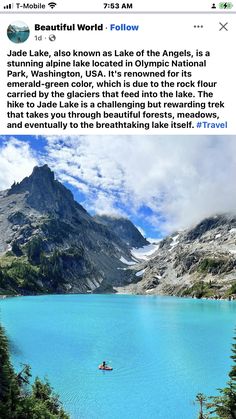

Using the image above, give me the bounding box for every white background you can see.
[0,12,235,134]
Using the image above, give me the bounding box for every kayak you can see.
[98,364,113,371]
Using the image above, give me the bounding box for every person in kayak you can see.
[98,361,113,370]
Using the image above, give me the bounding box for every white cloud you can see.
[2,135,235,235]
[0,137,38,190]
[42,135,236,233]
[87,190,127,217]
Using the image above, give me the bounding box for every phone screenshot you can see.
[0,2,235,419]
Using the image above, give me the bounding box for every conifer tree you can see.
[0,324,69,418]
[207,330,236,419]
[196,393,207,419]
[229,335,236,383]
[0,325,19,418]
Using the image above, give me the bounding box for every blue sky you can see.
[0,135,235,239]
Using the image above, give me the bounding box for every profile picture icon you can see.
[7,21,30,43]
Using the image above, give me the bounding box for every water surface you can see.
[1,295,235,419]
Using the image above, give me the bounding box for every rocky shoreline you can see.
[113,284,236,301]
[1,287,236,302]
[0,294,21,299]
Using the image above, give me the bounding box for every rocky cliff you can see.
[94,215,149,248]
[0,165,141,295]
[2,165,235,299]
[122,215,236,298]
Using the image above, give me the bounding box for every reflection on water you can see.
[8,338,22,356]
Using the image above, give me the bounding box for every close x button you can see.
[219,22,229,30]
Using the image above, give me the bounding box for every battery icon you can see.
[219,2,233,8]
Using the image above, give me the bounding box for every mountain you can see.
[94,215,149,248]
[3,165,235,299]
[123,214,236,298]
[0,165,143,295]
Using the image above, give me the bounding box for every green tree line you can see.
[0,324,69,418]
[196,330,236,418]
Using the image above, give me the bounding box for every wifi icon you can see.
[48,2,57,8]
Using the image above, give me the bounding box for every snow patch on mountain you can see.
[119,256,136,265]
[131,243,160,261]
[135,269,146,277]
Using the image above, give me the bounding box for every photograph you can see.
[7,21,30,44]
[0,135,236,419]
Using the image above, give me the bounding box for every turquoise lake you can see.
[0,294,236,419]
